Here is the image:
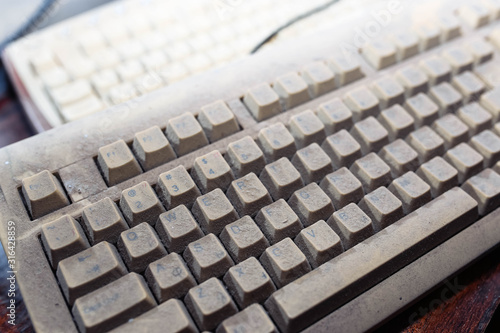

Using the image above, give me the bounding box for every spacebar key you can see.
[265,187,478,333]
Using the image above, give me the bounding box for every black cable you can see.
[250,0,342,54]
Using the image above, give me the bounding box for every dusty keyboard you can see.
[1,0,500,332]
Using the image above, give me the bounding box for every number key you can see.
[157,166,201,209]
[119,181,165,226]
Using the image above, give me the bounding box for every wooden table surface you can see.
[0,95,498,333]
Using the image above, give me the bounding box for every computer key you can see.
[457,103,492,137]
[22,170,70,218]
[462,169,500,215]
[442,47,473,74]
[327,203,374,249]
[57,242,127,305]
[145,252,196,302]
[429,82,463,115]
[198,100,239,142]
[388,171,432,213]
[292,143,333,184]
[321,130,361,168]
[244,83,282,121]
[417,156,459,197]
[359,187,403,231]
[255,199,303,244]
[390,31,419,61]
[288,183,334,227]
[166,112,209,156]
[406,126,445,163]
[438,15,462,41]
[328,54,364,85]
[370,76,405,109]
[155,205,204,253]
[72,273,156,333]
[97,140,142,186]
[41,215,90,268]
[117,222,167,273]
[132,126,176,171]
[223,257,276,308]
[419,56,452,85]
[294,220,343,268]
[192,188,239,235]
[183,234,234,282]
[432,114,469,149]
[350,116,389,154]
[378,104,415,140]
[316,98,354,135]
[260,238,311,288]
[470,130,500,167]
[226,135,266,178]
[258,122,296,162]
[227,173,272,217]
[289,110,326,148]
[185,278,237,331]
[380,139,419,178]
[191,150,235,193]
[320,168,364,208]
[362,40,397,69]
[475,61,500,89]
[350,153,392,193]
[220,216,269,263]
[458,4,490,28]
[414,23,441,50]
[273,72,310,109]
[480,87,500,122]
[82,197,128,244]
[465,38,493,65]
[259,157,304,200]
[301,61,336,97]
[217,304,278,333]
[404,93,439,127]
[444,143,484,184]
[157,165,201,209]
[120,181,165,226]
[344,86,380,121]
[452,72,486,103]
[395,65,429,97]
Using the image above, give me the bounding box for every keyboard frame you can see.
[1,1,500,331]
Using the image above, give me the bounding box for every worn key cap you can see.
[419,56,452,85]
[226,135,266,178]
[326,203,374,249]
[429,82,463,115]
[362,40,397,69]
[433,114,469,149]
[198,100,239,142]
[438,15,462,41]
[223,257,276,308]
[475,61,500,89]
[192,188,239,235]
[260,238,311,288]
[378,104,415,140]
[350,117,389,154]
[274,72,310,109]
[22,170,70,218]
[444,143,484,183]
[97,140,142,186]
[388,171,432,213]
[404,93,439,127]
[288,183,334,227]
[244,83,282,121]
[145,252,196,302]
[458,4,490,28]
[292,143,333,184]
[227,173,272,217]
[157,166,201,209]
[301,61,336,97]
[417,156,459,197]
[316,98,354,135]
[442,47,473,74]
[57,242,127,305]
[358,187,404,232]
[452,72,486,103]
[395,65,429,97]
[260,158,304,200]
[321,130,361,168]
[217,304,278,333]
[192,150,234,193]
[414,23,441,50]
[185,278,238,331]
[328,54,364,85]
[41,215,90,268]
[350,152,392,192]
[344,86,380,121]
[184,233,234,282]
[132,126,176,171]
[166,112,209,156]
[480,87,500,122]
[371,76,405,109]
[256,199,303,244]
[82,197,128,244]
[465,38,494,65]
[406,126,445,163]
[258,122,297,162]
[265,188,478,333]
[295,220,343,268]
[155,205,204,253]
[120,181,165,226]
[462,169,500,215]
[72,273,156,333]
[289,110,326,148]
[457,103,492,137]
[320,168,364,208]
[380,139,419,178]
[220,216,270,263]
[470,130,500,167]
[390,31,419,61]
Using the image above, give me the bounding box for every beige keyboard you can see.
[1,0,500,332]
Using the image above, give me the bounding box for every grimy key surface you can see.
[265,187,477,333]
